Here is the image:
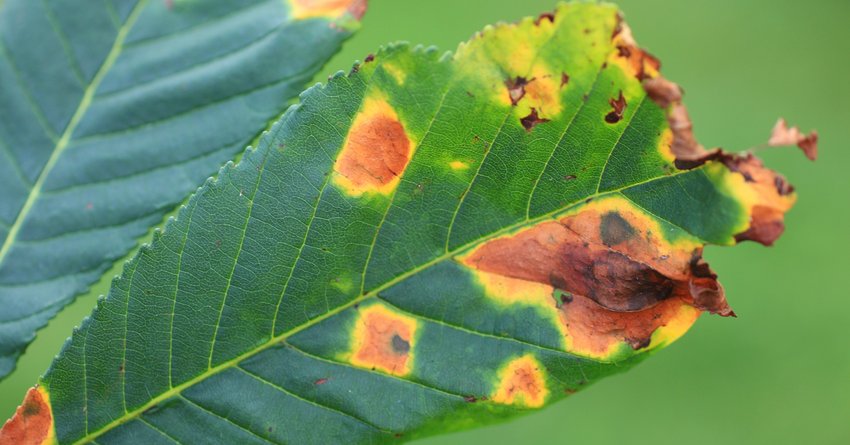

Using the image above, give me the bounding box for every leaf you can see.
[2,2,805,444]
[0,0,364,379]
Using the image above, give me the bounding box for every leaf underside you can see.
[0,0,362,380]
[2,2,799,445]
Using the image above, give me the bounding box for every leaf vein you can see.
[235,366,391,436]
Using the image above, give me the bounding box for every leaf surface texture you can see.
[1,3,800,444]
[0,0,362,379]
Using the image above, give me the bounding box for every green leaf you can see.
[0,0,364,379]
[1,2,805,444]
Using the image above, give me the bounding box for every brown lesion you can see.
[348,304,417,376]
[558,289,700,357]
[520,108,550,132]
[458,197,737,358]
[462,199,732,316]
[491,355,548,408]
[0,386,54,445]
[604,90,627,124]
[504,76,530,106]
[333,95,413,196]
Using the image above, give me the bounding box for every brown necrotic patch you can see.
[461,197,733,316]
[333,95,413,196]
[348,304,417,376]
[470,268,700,360]
[600,211,635,246]
[558,288,700,357]
[505,76,530,106]
[520,108,550,132]
[491,354,548,408]
[0,386,54,445]
[604,90,627,124]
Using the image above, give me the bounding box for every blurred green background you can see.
[2,0,847,443]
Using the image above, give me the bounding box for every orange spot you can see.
[333,96,413,196]
[491,355,548,407]
[0,386,55,445]
[449,160,469,171]
[349,304,417,376]
[289,0,366,20]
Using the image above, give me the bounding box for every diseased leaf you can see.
[0,0,364,379]
[2,3,808,444]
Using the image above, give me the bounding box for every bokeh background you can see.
[2,0,847,443]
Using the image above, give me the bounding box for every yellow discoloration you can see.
[333,93,414,197]
[330,274,354,294]
[504,66,565,122]
[288,0,363,20]
[523,69,562,118]
[0,386,56,445]
[348,304,417,376]
[491,354,548,408]
[449,160,469,171]
[473,270,555,308]
[646,303,702,348]
[454,15,560,109]
[657,128,676,163]
[608,22,660,81]
[382,63,406,85]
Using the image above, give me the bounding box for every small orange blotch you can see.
[491,354,548,408]
[449,160,469,171]
[349,305,417,376]
[0,386,55,445]
[289,0,366,20]
[333,96,413,196]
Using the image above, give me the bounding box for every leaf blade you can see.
[2,3,802,444]
[0,0,363,380]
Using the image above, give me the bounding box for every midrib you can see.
[71,166,699,445]
[0,0,149,268]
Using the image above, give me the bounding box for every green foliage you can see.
[0,2,813,445]
[0,0,359,380]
